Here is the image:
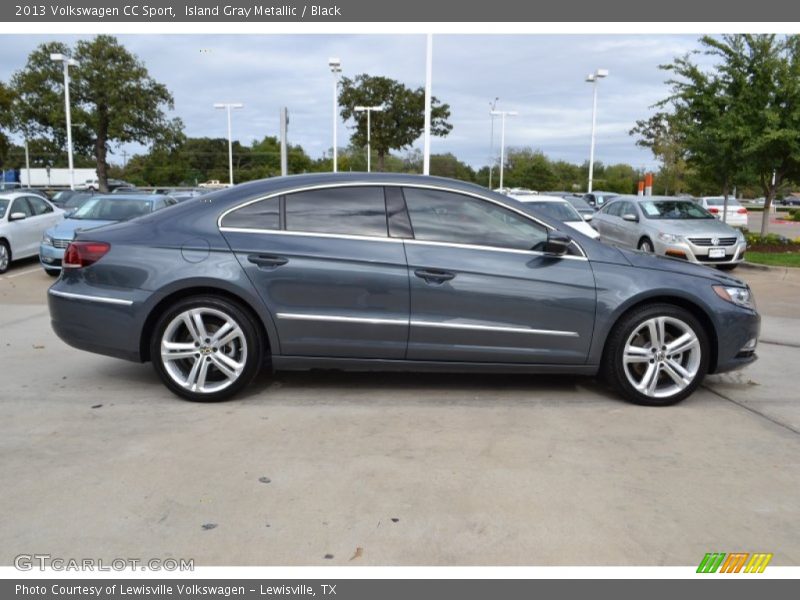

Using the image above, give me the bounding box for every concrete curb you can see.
[739,261,775,271]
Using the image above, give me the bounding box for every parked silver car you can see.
[592,196,746,270]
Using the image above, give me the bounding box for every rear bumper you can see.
[48,284,145,362]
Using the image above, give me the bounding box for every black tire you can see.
[0,240,10,274]
[601,303,710,406]
[149,295,264,402]
[45,268,60,277]
[638,238,654,253]
[716,264,738,271]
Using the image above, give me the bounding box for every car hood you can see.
[653,218,741,237]
[48,218,115,239]
[618,247,747,285]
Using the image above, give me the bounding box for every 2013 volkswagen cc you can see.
[48,174,760,406]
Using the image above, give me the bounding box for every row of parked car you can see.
[0,186,210,274]
[498,189,748,270]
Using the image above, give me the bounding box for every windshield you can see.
[704,197,741,207]
[528,201,582,221]
[70,197,153,221]
[640,200,715,220]
[566,197,593,211]
[0,199,8,219]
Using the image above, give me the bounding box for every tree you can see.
[630,112,688,195]
[338,74,452,171]
[11,35,183,192]
[659,35,800,234]
[0,82,14,167]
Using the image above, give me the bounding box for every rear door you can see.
[400,186,596,364]
[220,185,410,359]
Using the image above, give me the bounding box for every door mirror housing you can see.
[543,230,572,256]
[622,213,639,223]
[9,212,27,221]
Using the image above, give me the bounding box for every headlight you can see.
[42,234,53,246]
[658,232,683,244]
[713,285,756,310]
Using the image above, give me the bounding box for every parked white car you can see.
[0,192,64,274]
[509,194,599,239]
[695,196,748,228]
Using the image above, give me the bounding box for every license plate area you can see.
[708,247,726,259]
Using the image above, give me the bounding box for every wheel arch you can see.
[139,285,275,363]
[601,293,719,374]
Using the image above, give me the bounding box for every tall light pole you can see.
[488,97,499,189]
[423,33,433,175]
[586,68,609,193]
[213,102,243,186]
[328,57,342,173]
[353,105,385,172]
[490,110,517,191]
[50,53,79,190]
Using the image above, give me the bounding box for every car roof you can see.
[0,191,48,200]
[89,193,168,202]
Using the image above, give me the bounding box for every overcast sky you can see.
[0,34,704,170]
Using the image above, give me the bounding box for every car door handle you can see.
[414,268,455,283]
[247,254,288,268]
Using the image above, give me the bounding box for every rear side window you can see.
[285,187,387,237]
[221,197,280,230]
[603,202,622,217]
[27,196,53,215]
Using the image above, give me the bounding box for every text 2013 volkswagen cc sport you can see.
[48,174,759,406]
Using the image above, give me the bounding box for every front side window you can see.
[27,196,53,215]
[10,197,32,217]
[285,187,387,237]
[602,201,622,217]
[403,187,547,251]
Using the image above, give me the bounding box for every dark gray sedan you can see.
[48,174,759,406]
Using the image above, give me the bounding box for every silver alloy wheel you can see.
[639,239,654,253]
[160,307,247,394]
[0,244,8,271]
[622,316,701,399]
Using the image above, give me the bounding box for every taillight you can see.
[737,207,747,214]
[708,207,719,214]
[63,241,110,268]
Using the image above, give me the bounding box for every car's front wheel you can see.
[150,295,263,402]
[602,303,709,406]
[638,238,654,253]
[0,240,10,274]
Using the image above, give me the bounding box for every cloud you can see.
[0,33,703,170]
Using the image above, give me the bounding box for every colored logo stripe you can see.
[744,553,773,573]
[720,553,749,573]
[697,552,773,573]
[697,553,726,573]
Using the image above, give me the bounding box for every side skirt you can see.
[271,356,599,376]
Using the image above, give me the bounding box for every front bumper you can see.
[653,238,747,266]
[710,304,760,374]
[39,242,66,270]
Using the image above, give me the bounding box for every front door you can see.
[400,186,596,364]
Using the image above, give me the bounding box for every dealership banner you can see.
[4,579,798,599]
[3,0,800,22]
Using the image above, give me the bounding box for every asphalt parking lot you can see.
[1,257,799,566]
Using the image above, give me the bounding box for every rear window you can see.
[705,197,741,207]
[221,197,280,230]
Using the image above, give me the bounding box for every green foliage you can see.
[338,74,452,171]
[10,35,182,191]
[630,112,688,195]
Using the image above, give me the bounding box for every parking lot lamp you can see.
[50,53,79,190]
[329,58,342,172]
[214,103,244,186]
[353,105,385,172]
[586,68,609,193]
[490,110,518,191]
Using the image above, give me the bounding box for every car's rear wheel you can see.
[638,238,654,253]
[602,303,709,406]
[150,295,263,402]
[0,241,10,274]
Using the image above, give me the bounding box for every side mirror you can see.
[583,213,593,222]
[9,212,27,221]
[543,230,572,256]
[622,213,639,223]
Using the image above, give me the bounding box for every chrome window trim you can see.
[218,182,587,259]
[48,289,133,306]
[276,312,578,337]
